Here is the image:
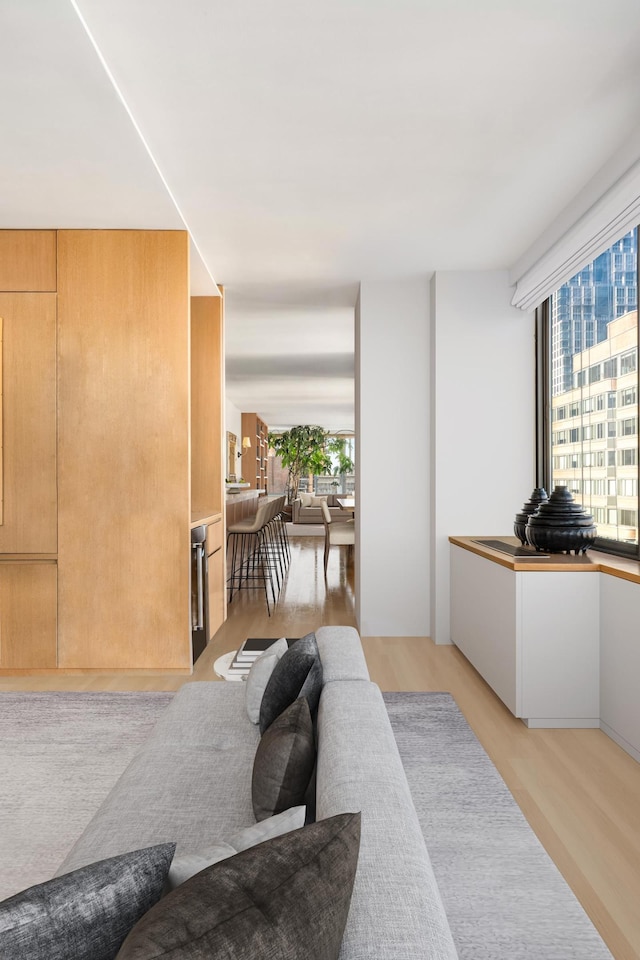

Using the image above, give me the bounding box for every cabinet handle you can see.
[195,544,204,630]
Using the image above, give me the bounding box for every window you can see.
[545,227,639,556]
[618,479,638,496]
[621,351,637,375]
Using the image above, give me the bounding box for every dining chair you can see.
[320,498,355,576]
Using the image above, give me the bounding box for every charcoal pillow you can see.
[259,631,323,734]
[245,636,289,724]
[0,843,175,960]
[252,697,315,821]
[167,805,306,889]
[116,813,361,960]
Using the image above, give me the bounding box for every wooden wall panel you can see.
[0,563,57,668]
[0,294,57,553]
[57,230,191,670]
[0,231,56,291]
[190,294,224,518]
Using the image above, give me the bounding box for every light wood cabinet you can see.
[57,230,191,670]
[191,293,226,638]
[0,293,57,553]
[191,295,224,519]
[241,413,269,492]
[0,231,56,292]
[0,562,57,668]
[0,229,226,674]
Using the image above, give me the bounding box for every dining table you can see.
[337,497,355,517]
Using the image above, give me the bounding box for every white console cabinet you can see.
[450,542,601,727]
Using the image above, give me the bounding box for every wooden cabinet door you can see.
[57,230,191,670]
[0,293,57,553]
[0,231,56,291]
[0,563,57,668]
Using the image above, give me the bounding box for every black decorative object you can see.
[514,487,549,544]
[525,486,597,554]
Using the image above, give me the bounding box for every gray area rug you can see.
[383,692,612,960]
[0,691,174,900]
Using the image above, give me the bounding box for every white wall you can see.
[356,277,431,636]
[226,398,242,445]
[430,271,536,643]
[225,397,243,479]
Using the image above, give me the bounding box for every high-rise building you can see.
[551,230,637,396]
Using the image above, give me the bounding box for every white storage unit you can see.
[450,544,601,728]
[600,573,640,763]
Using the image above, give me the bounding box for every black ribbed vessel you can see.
[514,487,549,545]
[526,486,597,554]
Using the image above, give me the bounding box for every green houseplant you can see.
[268,426,332,504]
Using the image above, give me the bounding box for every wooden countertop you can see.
[190,511,222,529]
[449,536,640,584]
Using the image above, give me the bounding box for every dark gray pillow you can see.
[259,631,323,734]
[0,843,175,960]
[115,813,361,960]
[252,696,315,821]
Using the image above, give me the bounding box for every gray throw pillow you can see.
[259,631,323,734]
[167,806,306,889]
[116,813,361,960]
[245,636,289,724]
[252,697,315,821]
[0,843,175,960]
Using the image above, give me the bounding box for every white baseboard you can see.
[600,720,640,764]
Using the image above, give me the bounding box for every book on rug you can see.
[233,638,291,662]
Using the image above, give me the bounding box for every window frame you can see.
[535,230,640,560]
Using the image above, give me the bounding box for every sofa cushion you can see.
[56,684,259,877]
[299,492,314,506]
[167,806,306,889]
[115,813,361,960]
[316,681,459,960]
[252,697,316,821]
[259,631,323,733]
[310,495,328,506]
[245,637,289,724]
[0,844,175,960]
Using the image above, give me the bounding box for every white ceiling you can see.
[3,0,640,429]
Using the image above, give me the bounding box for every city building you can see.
[551,231,637,396]
[552,310,638,542]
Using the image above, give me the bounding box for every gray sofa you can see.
[56,626,613,959]
[291,494,346,523]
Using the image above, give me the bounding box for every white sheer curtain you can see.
[511,159,640,311]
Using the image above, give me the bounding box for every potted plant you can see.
[268,426,333,504]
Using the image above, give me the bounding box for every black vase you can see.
[526,486,597,554]
[514,487,549,545]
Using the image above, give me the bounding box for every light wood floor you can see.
[1,535,639,959]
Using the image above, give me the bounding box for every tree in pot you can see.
[268,425,332,505]
[326,436,355,492]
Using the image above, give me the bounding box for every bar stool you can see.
[227,499,277,614]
